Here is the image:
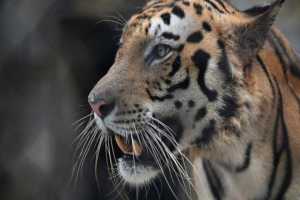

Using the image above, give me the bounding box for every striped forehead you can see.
[147,5,194,39]
[142,0,234,38]
[123,0,236,42]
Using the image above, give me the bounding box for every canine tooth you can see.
[115,136,132,154]
[132,140,143,156]
[115,135,143,156]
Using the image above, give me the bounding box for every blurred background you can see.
[0,0,299,200]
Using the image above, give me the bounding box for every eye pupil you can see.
[156,44,170,58]
[146,44,172,65]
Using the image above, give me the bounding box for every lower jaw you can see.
[117,158,160,186]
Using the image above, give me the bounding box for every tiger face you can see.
[88,0,285,186]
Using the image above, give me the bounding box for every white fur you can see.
[118,158,159,186]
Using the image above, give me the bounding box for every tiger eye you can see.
[155,44,171,58]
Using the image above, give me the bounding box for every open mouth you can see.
[102,116,184,185]
[93,112,184,185]
[109,129,159,170]
[107,127,151,162]
[109,116,183,162]
[112,133,162,185]
[114,135,143,157]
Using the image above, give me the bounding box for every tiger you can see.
[84,0,300,199]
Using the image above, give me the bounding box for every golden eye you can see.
[154,44,171,59]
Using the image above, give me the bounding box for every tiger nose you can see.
[88,93,115,118]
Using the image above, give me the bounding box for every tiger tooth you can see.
[132,140,143,156]
[115,135,143,156]
[115,135,133,154]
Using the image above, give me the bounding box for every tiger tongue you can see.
[115,135,143,156]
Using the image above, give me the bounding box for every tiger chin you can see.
[82,0,300,199]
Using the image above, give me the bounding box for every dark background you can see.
[0,0,299,199]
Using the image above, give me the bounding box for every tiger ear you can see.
[226,0,285,63]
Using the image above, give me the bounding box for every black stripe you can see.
[171,5,185,18]
[218,94,239,118]
[168,56,181,77]
[166,74,190,93]
[266,78,293,199]
[214,0,231,13]
[187,31,203,43]
[268,32,300,111]
[217,40,233,83]
[193,3,203,15]
[204,0,225,14]
[194,119,216,145]
[203,159,225,200]
[217,40,240,119]
[273,78,293,200]
[270,31,300,111]
[157,116,183,152]
[235,143,253,172]
[192,49,218,101]
[162,32,180,40]
[203,21,212,32]
[182,1,190,6]
[146,88,173,102]
[176,44,185,52]
[258,43,294,198]
[194,107,207,122]
[160,13,171,25]
[266,79,281,199]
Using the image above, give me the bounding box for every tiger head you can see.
[88,0,284,186]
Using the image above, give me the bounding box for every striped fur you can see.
[87,0,300,199]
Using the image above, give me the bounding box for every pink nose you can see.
[88,93,116,118]
[89,101,106,117]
